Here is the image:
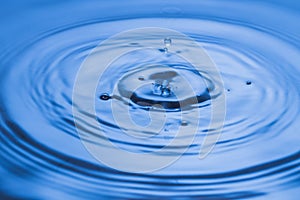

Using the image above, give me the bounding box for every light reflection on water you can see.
[0,0,299,199]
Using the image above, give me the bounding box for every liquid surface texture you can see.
[0,0,299,199]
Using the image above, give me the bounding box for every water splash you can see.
[163,37,172,53]
[0,0,299,199]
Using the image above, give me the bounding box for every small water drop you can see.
[162,80,169,87]
[153,83,163,95]
[246,81,252,85]
[138,76,145,81]
[162,88,171,97]
[164,38,172,47]
[181,120,188,126]
[152,80,172,97]
[163,47,169,53]
[99,93,111,101]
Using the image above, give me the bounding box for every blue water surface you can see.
[0,0,300,199]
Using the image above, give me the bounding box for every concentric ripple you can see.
[116,65,211,109]
[0,0,300,199]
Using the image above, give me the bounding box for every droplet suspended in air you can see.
[162,38,172,53]
[164,38,172,47]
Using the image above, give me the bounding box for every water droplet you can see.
[162,88,171,97]
[164,38,172,47]
[246,81,252,85]
[162,80,169,87]
[99,93,111,101]
[152,80,172,97]
[153,82,163,95]
[138,76,145,81]
[158,48,169,53]
[181,120,188,126]
[163,47,169,53]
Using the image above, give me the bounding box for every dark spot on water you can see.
[246,81,252,85]
[158,48,169,53]
[138,76,145,81]
[129,42,139,46]
[227,89,231,92]
[99,93,111,101]
[136,101,152,107]
[181,121,188,126]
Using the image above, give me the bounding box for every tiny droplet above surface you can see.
[164,38,172,47]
